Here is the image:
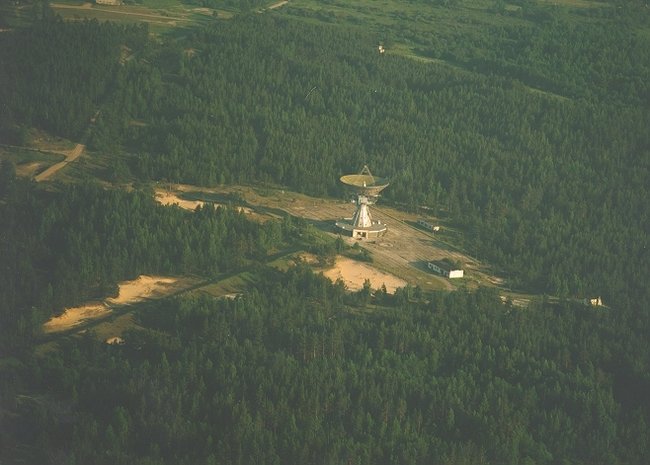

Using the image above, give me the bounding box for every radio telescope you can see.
[336,165,389,239]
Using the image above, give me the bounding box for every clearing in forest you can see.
[153,184,500,293]
[322,255,407,293]
[155,189,206,211]
[154,187,262,218]
[42,275,200,334]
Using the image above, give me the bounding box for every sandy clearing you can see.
[43,303,111,333]
[154,189,254,214]
[107,275,179,304]
[155,189,205,210]
[323,255,407,293]
[42,275,199,334]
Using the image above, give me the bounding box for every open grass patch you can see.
[197,271,259,298]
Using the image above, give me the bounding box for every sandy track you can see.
[268,1,289,9]
[34,143,84,182]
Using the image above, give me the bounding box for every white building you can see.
[427,259,463,279]
[584,296,603,307]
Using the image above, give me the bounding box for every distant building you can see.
[417,219,440,232]
[427,259,463,279]
[96,0,121,5]
[583,296,603,307]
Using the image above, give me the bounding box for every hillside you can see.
[0,1,649,463]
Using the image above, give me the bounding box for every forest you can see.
[2,267,649,464]
[4,8,647,302]
[0,1,649,463]
[0,176,296,351]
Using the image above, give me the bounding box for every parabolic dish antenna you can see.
[339,166,389,197]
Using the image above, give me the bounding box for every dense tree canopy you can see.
[0,179,294,351]
[2,269,649,464]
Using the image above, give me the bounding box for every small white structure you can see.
[427,259,464,279]
[96,0,121,5]
[584,296,603,307]
[378,45,385,54]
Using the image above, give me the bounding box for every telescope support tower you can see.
[336,166,389,239]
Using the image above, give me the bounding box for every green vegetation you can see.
[2,271,649,464]
[0,178,297,351]
[50,10,645,302]
[0,1,649,464]
[0,148,65,168]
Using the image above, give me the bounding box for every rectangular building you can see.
[417,219,440,232]
[427,259,463,279]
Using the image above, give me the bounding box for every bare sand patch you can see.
[43,303,111,334]
[107,275,181,304]
[155,188,255,215]
[155,189,205,210]
[323,256,407,293]
[42,275,197,334]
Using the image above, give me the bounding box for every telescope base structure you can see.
[335,219,387,239]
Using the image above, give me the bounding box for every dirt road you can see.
[268,1,289,9]
[34,143,85,182]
